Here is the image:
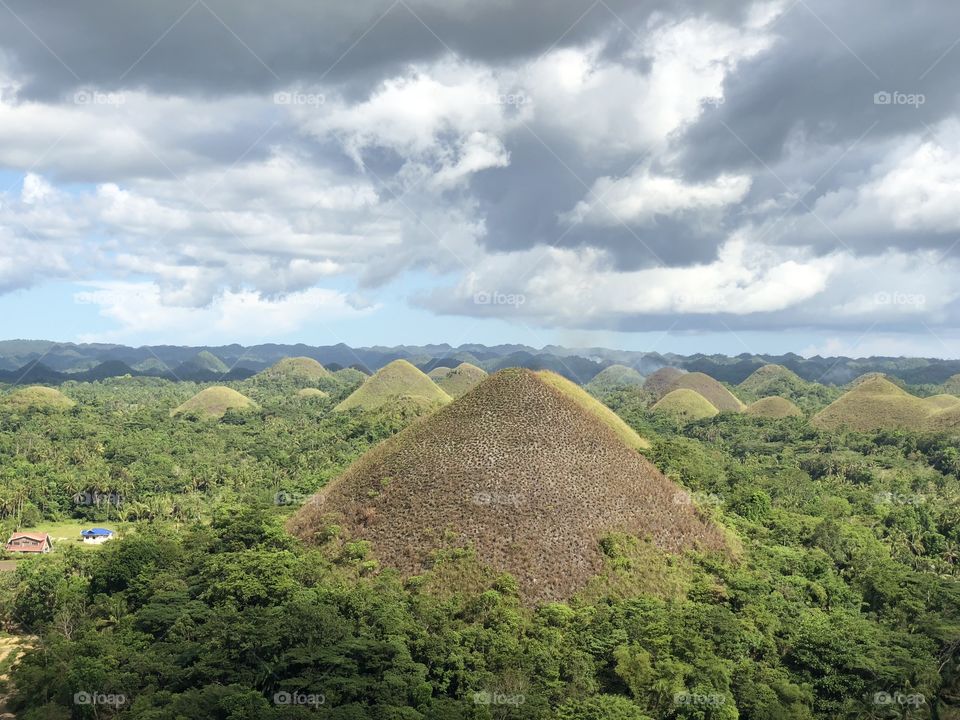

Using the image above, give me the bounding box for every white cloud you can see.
[74,282,376,345]
[563,169,751,226]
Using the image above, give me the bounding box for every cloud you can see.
[562,169,751,226]
[74,282,376,345]
[1,0,960,347]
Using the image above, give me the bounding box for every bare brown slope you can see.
[669,372,745,412]
[289,368,726,603]
[643,367,686,399]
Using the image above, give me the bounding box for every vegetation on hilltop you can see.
[585,364,645,398]
[0,366,957,718]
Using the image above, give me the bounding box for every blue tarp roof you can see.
[81,528,114,536]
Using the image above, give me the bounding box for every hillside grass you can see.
[746,396,803,419]
[3,386,75,411]
[670,373,745,412]
[651,388,719,421]
[536,371,651,449]
[335,359,452,412]
[436,362,487,399]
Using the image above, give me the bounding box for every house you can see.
[4,532,53,554]
[80,528,114,545]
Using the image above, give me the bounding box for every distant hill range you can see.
[1,339,959,386]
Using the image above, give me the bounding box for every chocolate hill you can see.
[289,368,725,603]
[335,359,452,413]
[668,372,745,412]
[812,376,930,431]
[745,396,803,419]
[435,362,488,399]
[259,357,332,382]
[4,386,75,411]
[171,386,256,419]
[643,367,686,398]
[651,389,718,421]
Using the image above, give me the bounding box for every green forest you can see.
[0,368,958,719]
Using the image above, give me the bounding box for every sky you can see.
[1,0,959,356]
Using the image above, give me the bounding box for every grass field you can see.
[20,520,123,551]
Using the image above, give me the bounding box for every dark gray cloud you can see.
[679,0,960,176]
[0,0,745,98]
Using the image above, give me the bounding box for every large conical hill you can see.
[435,362,488,399]
[289,368,725,603]
[812,376,930,431]
[335,359,451,413]
[745,396,803,419]
[259,357,332,382]
[172,386,256,419]
[668,372,745,412]
[4,386,75,411]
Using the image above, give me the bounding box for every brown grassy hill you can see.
[260,357,332,381]
[812,376,930,431]
[427,367,453,380]
[436,362,488,399]
[335,359,452,413]
[745,396,803,419]
[535,371,650,449]
[668,372,745,412]
[922,394,960,412]
[289,368,726,603]
[3,386,75,411]
[172,386,256,419]
[651,389,718,421]
[927,405,960,432]
[643,367,686,399]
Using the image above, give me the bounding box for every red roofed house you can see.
[4,532,53,554]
